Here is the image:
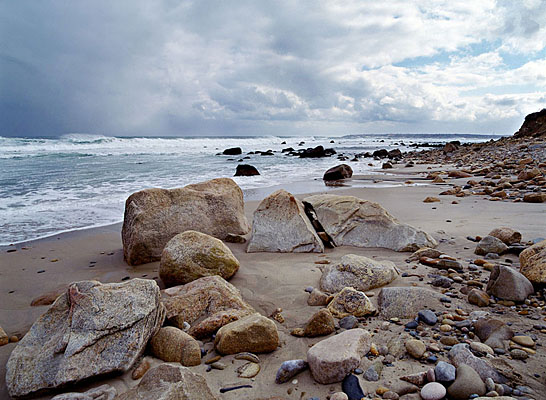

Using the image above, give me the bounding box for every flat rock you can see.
[149,326,201,366]
[447,364,486,400]
[162,275,255,338]
[488,227,522,245]
[304,194,437,252]
[307,328,371,384]
[247,189,324,253]
[51,385,116,400]
[214,313,279,354]
[486,264,533,302]
[115,364,217,400]
[448,344,507,383]
[327,287,376,318]
[519,239,546,284]
[320,254,399,293]
[475,236,508,256]
[122,178,249,265]
[6,279,165,398]
[407,247,443,261]
[159,230,240,287]
[378,287,443,319]
[275,359,308,384]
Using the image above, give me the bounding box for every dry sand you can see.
[1,164,545,399]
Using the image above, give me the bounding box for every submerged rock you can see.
[247,189,324,253]
[320,254,398,293]
[6,279,165,398]
[122,178,249,265]
[305,194,437,252]
[323,164,353,181]
[235,164,260,176]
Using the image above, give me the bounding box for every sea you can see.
[0,133,503,245]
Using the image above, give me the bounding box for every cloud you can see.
[0,0,545,137]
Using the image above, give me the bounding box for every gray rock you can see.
[488,227,522,245]
[305,194,437,252]
[447,364,486,400]
[448,344,507,383]
[247,189,324,253]
[339,315,359,329]
[363,361,383,381]
[418,310,438,325]
[307,328,371,384]
[115,364,217,399]
[320,254,399,293]
[6,279,165,398]
[473,318,514,350]
[275,359,308,384]
[486,264,534,302]
[475,236,509,256]
[378,287,443,319]
[51,385,116,400]
[122,178,250,265]
[420,382,446,400]
[434,361,456,382]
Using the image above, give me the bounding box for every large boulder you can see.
[304,194,437,252]
[214,313,279,354]
[378,287,443,319]
[6,279,165,398]
[486,264,534,302]
[161,275,255,339]
[323,164,353,181]
[159,230,240,287]
[247,189,324,253]
[122,178,250,265]
[320,254,398,293]
[307,328,371,384]
[519,239,546,284]
[235,164,260,176]
[115,364,217,400]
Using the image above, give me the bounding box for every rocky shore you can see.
[0,111,545,400]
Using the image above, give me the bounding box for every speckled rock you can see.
[488,227,522,245]
[159,231,240,287]
[161,275,255,338]
[275,359,308,384]
[305,194,437,252]
[122,178,249,265]
[115,364,217,400]
[320,254,399,293]
[214,313,279,354]
[6,279,165,398]
[519,239,546,284]
[475,236,508,256]
[378,287,443,319]
[247,189,324,253]
[447,364,486,400]
[420,382,446,400]
[405,339,426,359]
[486,264,533,302]
[327,287,376,318]
[303,308,335,337]
[149,326,201,366]
[51,385,116,400]
[307,328,371,384]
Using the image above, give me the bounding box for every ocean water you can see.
[0,133,502,245]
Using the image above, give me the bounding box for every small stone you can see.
[275,359,308,384]
[131,358,151,380]
[363,361,383,381]
[406,339,426,359]
[470,342,494,356]
[339,315,359,329]
[435,361,456,382]
[440,336,459,346]
[0,326,8,346]
[418,310,438,325]
[307,288,333,306]
[210,361,226,370]
[510,349,528,360]
[427,368,435,382]
[376,386,390,395]
[468,289,490,307]
[382,391,399,400]
[303,308,335,337]
[440,324,452,332]
[405,320,418,329]
[342,374,366,400]
[331,393,349,400]
[421,382,447,400]
[237,362,260,378]
[512,335,535,348]
[400,371,427,386]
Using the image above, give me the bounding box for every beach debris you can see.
[234,352,260,363]
[5,279,166,398]
[122,177,249,265]
[219,384,252,393]
[304,194,437,252]
[247,189,324,253]
[214,313,279,355]
[237,362,260,378]
[159,230,240,287]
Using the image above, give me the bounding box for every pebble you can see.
[383,391,399,400]
[405,339,426,359]
[470,341,494,356]
[420,382,446,400]
[131,358,151,380]
[434,360,456,382]
[440,324,452,332]
[512,335,535,348]
[418,310,438,325]
[339,315,359,329]
[510,349,529,360]
[440,336,459,346]
[363,361,382,382]
[341,374,365,400]
[211,361,227,370]
[330,393,349,400]
[405,320,418,329]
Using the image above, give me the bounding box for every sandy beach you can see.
[1,160,545,399]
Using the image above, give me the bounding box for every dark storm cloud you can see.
[1,1,545,137]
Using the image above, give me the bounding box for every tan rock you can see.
[0,326,8,346]
[327,287,376,318]
[305,194,437,252]
[405,339,426,359]
[159,230,240,287]
[214,314,279,355]
[307,288,333,306]
[320,254,398,293]
[423,196,441,203]
[247,189,324,253]
[115,364,217,400]
[468,289,490,307]
[520,239,546,284]
[150,327,201,366]
[132,358,151,380]
[162,275,255,338]
[407,247,443,261]
[303,309,335,337]
[488,227,522,245]
[122,178,250,265]
[307,328,371,384]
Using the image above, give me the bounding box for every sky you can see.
[1,0,545,137]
